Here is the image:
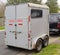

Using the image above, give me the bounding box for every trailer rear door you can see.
[5,4,29,48]
[5,5,16,46]
[16,5,29,48]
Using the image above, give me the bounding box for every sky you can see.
[42,0,60,5]
[0,0,60,5]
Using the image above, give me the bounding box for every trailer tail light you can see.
[28,33,31,38]
[28,16,31,48]
[57,23,60,29]
[28,30,32,40]
[28,16,30,22]
[5,32,6,35]
[28,33,31,48]
[5,32,6,38]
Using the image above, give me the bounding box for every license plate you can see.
[50,29,59,31]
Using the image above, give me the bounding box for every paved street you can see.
[0,31,19,55]
[0,31,60,55]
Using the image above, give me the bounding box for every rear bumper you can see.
[49,29,60,34]
[6,44,33,50]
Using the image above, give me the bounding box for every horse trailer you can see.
[5,3,49,52]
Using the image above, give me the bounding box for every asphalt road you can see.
[0,31,34,55]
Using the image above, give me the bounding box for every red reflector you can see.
[9,20,15,22]
[5,32,6,35]
[18,24,23,25]
[28,39,31,41]
[17,20,23,22]
[28,16,30,22]
[28,34,31,38]
[9,20,23,22]
[9,24,13,26]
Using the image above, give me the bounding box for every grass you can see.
[0,27,5,30]
[33,44,60,55]
[59,37,60,40]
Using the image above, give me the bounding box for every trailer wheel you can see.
[36,39,42,52]
[43,36,49,47]
[7,45,12,48]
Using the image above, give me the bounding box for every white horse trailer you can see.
[5,3,49,52]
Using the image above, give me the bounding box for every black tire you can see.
[36,39,42,52]
[58,30,60,34]
[7,45,12,48]
[43,36,49,47]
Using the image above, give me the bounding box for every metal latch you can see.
[15,24,17,26]
[17,32,22,33]
[10,31,22,33]
[10,31,15,33]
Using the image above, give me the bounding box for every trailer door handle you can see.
[17,32,22,33]
[10,31,15,33]
[10,31,21,33]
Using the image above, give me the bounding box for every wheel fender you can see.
[32,34,47,49]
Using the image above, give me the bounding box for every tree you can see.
[46,0,59,13]
[7,0,42,4]
[0,1,5,18]
[30,0,42,4]
[7,0,28,4]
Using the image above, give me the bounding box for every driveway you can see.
[49,35,60,44]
